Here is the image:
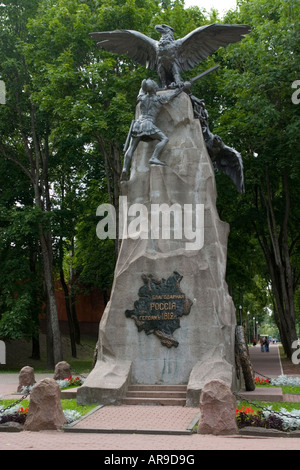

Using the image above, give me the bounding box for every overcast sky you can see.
[184,0,238,13]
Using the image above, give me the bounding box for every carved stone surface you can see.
[197,379,238,435]
[77,92,237,406]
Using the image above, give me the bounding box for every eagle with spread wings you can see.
[90,23,251,88]
[90,24,250,193]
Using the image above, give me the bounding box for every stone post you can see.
[17,366,36,393]
[24,378,66,431]
[197,379,238,435]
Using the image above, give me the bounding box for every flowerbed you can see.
[0,405,29,425]
[236,405,284,431]
[236,400,300,432]
[236,375,300,432]
[0,396,89,426]
[0,402,81,426]
[57,376,84,389]
[0,374,88,427]
[270,375,300,387]
[254,377,270,386]
[254,374,300,388]
[19,375,85,395]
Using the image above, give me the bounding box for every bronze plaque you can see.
[125,272,193,348]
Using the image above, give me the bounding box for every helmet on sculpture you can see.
[141,79,158,93]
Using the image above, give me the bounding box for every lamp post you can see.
[239,305,243,325]
[247,311,250,343]
[253,317,256,343]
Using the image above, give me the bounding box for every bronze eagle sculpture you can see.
[207,135,245,194]
[90,23,251,88]
[90,24,250,193]
[190,95,245,193]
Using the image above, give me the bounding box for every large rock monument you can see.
[77,23,251,407]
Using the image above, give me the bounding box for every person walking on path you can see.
[264,336,270,352]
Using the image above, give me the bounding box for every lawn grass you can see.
[237,382,300,414]
[60,398,98,416]
[0,397,98,418]
[255,382,300,394]
[0,333,96,373]
[280,385,300,394]
[236,399,300,413]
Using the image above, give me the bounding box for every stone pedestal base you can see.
[186,349,236,407]
[77,360,131,405]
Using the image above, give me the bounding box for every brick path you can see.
[2,429,300,451]
[68,405,198,433]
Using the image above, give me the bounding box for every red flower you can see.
[236,406,254,416]
[18,407,29,414]
[254,376,270,385]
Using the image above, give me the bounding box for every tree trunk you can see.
[45,299,54,370]
[70,237,80,345]
[31,335,40,360]
[268,256,296,358]
[58,225,77,357]
[60,267,77,358]
[40,228,63,365]
[255,171,297,359]
[96,136,122,257]
[29,243,41,360]
[31,117,63,367]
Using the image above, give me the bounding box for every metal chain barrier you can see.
[234,391,300,420]
[0,390,30,415]
[253,369,272,380]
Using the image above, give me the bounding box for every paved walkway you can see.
[249,342,283,378]
[1,343,300,450]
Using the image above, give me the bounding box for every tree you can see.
[0,157,43,359]
[0,0,166,363]
[211,0,300,358]
[0,0,63,366]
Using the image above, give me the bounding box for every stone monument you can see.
[77,23,251,406]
